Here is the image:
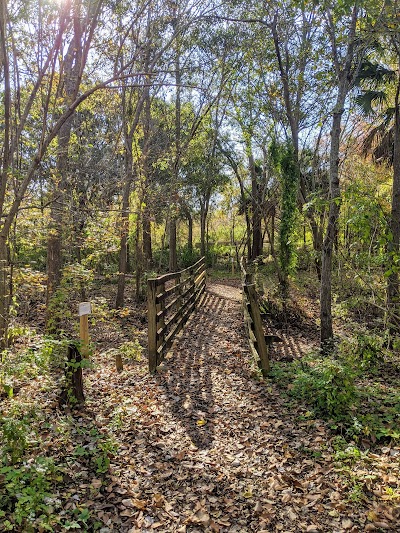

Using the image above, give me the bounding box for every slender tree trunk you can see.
[46,121,72,314]
[169,12,180,272]
[187,212,193,254]
[310,219,323,280]
[249,152,262,259]
[135,207,143,302]
[142,82,152,270]
[270,205,275,253]
[0,1,11,346]
[200,203,208,257]
[142,206,152,268]
[320,106,344,343]
[319,5,358,346]
[46,4,82,320]
[116,154,134,308]
[387,66,400,327]
[169,218,177,271]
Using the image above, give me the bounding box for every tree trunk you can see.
[310,219,323,280]
[250,152,262,259]
[200,197,210,257]
[320,107,343,344]
[387,66,400,328]
[116,156,134,308]
[46,121,72,315]
[46,5,82,322]
[169,218,177,272]
[59,344,85,407]
[319,5,358,346]
[169,11,180,273]
[135,207,143,302]
[142,206,153,268]
[0,2,10,346]
[187,212,193,253]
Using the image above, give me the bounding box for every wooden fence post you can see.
[78,302,91,359]
[148,279,157,373]
[246,283,270,375]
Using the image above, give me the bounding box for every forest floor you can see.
[1,278,400,532]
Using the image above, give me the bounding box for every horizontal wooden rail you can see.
[240,258,270,376]
[148,257,206,373]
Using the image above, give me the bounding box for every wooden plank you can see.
[149,257,205,287]
[149,271,180,285]
[193,263,205,277]
[194,269,206,287]
[156,281,194,320]
[158,285,204,359]
[160,289,197,333]
[156,284,177,303]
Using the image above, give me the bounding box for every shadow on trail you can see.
[270,332,312,361]
[156,290,228,450]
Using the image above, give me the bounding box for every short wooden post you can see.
[148,279,157,373]
[78,302,91,359]
[246,283,270,375]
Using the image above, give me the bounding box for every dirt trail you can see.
[86,281,398,532]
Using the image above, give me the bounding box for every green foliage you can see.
[72,427,117,474]
[0,417,31,465]
[0,457,59,531]
[338,333,384,370]
[269,139,299,293]
[332,436,364,464]
[0,411,63,531]
[118,339,143,362]
[0,336,70,406]
[291,358,358,419]
[178,245,201,269]
[46,264,94,335]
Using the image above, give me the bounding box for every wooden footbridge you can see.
[147,257,278,375]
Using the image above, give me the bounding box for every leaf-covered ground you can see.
[1,280,400,531]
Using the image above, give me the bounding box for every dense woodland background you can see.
[1,0,400,531]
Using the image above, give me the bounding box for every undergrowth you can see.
[270,332,400,445]
[0,339,117,531]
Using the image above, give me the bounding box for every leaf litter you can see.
[1,280,399,531]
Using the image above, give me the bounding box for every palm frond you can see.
[356,60,396,87]
[361,122,394,165]
[355,90,388,116]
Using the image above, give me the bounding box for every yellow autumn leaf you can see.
[196,419,207,426]
[243,489,253,499]
[367,510,378,522]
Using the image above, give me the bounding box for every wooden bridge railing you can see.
[240,258,270,376]
[147,257,206,373]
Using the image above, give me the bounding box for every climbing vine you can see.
[270,139,299,296]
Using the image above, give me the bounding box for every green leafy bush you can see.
[338,333,384,370]
[0,457,59,531]
[178,245,201,268]
[291,358,358,420]
[0,417,31,465]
